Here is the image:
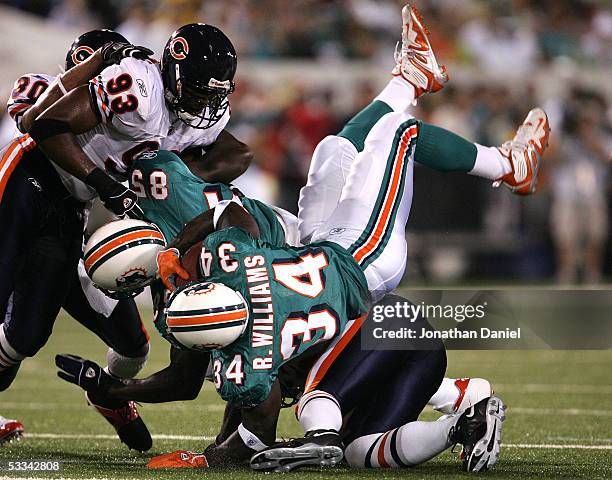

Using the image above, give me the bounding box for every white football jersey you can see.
[161,106,230,153]
[7,73,55,133]
[7,59,229,201]
[59,57,170,200]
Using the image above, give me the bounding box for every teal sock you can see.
[415,123,477,172]
[338,100,393,152]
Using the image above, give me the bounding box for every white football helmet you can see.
[165,281,249,351]
[84,219,166,298]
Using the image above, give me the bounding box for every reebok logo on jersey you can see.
[136,79,148,97]
[139,151,157,160]
[28,178,42,192]
[329,228,345,235]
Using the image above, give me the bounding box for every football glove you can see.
[157,248,189,291]
[100,42,154,67]
[55,354,117,396]
[84,168,145,219]
[147,450,209,469]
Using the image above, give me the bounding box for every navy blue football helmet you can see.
[66,29,128,71]
[161,23,237,129]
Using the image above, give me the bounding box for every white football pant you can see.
[299,110,417,301]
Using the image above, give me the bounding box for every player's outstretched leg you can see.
[297,85,414,244]
[344,396,507,472]
[298,2,445,244]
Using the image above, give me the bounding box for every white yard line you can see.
[504,443,612,450]
[22,433,612,450]
[6,402,611,417]
[511,407,612,417]
[27,433,215,441]
[546,436,612,443]
[494,383,612,394]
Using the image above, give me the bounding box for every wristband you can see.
[237,423,268,452]
[56,74,68,95]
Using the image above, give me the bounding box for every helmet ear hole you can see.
[165,282,249,351]
[66,29,128,71]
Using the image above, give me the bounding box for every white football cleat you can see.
[493,108,551,195]
[392,4,449,97]
[450,396,507,472]
[0,415,24,444]
[433,378,493,414]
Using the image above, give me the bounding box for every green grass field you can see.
[0,308,610,480]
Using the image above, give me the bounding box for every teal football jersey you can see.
[130,150,286,246]
[200,227,370,407]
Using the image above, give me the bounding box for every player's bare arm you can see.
[29,85,144,218]
[167,210,216,256]
[29,85,100,177]
[158,202,260,290]
[55,346,207,403]
[21,43,152,132]
[180,130,253,183]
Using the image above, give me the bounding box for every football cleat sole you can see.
[464,396,507,473]
[251,445,343,473]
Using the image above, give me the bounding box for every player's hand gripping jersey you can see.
[130,150,286,245]
[195,227,370,407]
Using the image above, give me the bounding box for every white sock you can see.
[428,377,462,412]
[297,390,342,432]
[345,416,455,468]
[470,144,512,180]
[375,77,416,112]
[105,345,149,379]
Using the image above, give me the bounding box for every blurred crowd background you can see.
[0,0,610,285]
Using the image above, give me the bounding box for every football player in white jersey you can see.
[0,24,250,447]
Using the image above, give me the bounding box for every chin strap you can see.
[95,284,144,300]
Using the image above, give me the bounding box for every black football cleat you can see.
[449,396,506,472]
[86,392,152,452]
[250,429,343,473]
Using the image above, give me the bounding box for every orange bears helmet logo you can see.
[169,37,189,60]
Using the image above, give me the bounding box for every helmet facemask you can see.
[165,63,234,130]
